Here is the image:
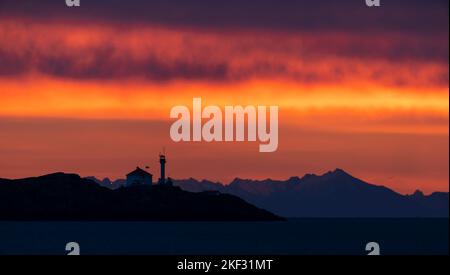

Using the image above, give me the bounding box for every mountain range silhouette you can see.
[89,168,448,217]
[171,169,449,217]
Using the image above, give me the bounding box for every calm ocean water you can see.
[0,218,448,255]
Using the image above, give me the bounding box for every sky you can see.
[0,0,448,194]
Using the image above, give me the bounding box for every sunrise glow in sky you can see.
[0,0,448,194]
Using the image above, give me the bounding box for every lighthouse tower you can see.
[158,153,166,185]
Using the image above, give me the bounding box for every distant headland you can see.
[0,172,282,221]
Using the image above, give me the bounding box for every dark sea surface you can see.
[0,218,448,255]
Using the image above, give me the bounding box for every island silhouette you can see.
[0,172,282,221]
[0,153,285,221]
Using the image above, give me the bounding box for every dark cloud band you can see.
[0,0,448,86]
[0,0,448,34]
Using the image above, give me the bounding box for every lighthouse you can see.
[158,153,166,184]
